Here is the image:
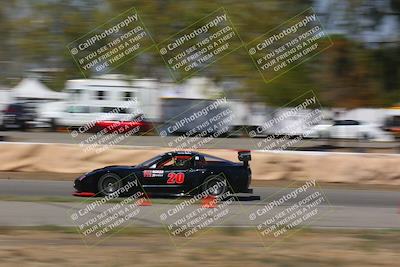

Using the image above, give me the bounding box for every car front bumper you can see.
[73,178,84,192]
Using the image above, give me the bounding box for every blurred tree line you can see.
[0,0,399,108]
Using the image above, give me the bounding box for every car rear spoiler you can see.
[238,150,251,166]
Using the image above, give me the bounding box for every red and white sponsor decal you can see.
[143,170,164,178]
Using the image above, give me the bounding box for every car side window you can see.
[157,155,193,170]
[174,156,193,169]
[333,120,360,126]
[194,156,206,168]
[67,106,89,113]
[157,156,174,169]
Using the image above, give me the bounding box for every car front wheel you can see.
[98,173,122,196]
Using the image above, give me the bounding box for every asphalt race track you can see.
[2,131,398,151]
[0,178,399,229]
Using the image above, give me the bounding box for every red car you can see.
[93,114,153,134]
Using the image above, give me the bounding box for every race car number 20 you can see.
[166,173,185,184]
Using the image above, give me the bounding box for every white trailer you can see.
[50,75,160,128]
[0,89,12,125]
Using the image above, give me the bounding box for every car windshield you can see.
[135,155,163,168]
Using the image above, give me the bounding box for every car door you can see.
[164,154,211,194]
[138,154,190,194]
[330,120,343,138]
[345,120,360,139]
[161,155,201,194]
[63,106,92,127]
[137,155,170,193]
[351,120,362,139]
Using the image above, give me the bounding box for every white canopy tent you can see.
[12,78,66,100]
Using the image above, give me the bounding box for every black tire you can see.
[19,121,28,131]
[359,133,370,141]
[50,118,58,132]
[201,175,227,197]
[319,131,330,139]
[97,173,123,196]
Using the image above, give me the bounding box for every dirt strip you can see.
[1,143,400,185]
[0,228,399,267]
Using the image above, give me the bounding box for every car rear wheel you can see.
[19,121,28,131]
[98,173,122,196]
[202,175,227,197]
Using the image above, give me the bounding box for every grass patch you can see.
[1,226,400,266]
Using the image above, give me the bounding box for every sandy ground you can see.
[3,142,400,185]
[0,228,399,267]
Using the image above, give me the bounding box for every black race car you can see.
[73,151,253,197]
